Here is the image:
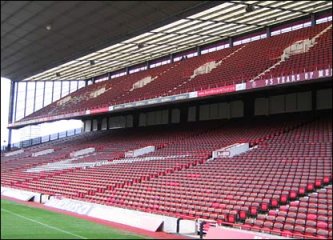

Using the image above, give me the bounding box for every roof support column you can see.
[229,37,233,48]
[33,81,37,112]
[266,27,271,38]
[60,80,63,97]
[23,81,28,117]
[7,80,16,150]
[311,13,316,26]
[197,46,201,56]
[42,81,46,107]
[51,81,55,102]
[13,81,18,122]
[146,60,150,69]
[170,54,174,63]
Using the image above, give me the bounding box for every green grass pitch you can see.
[1,199,147,239]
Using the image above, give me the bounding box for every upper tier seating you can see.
[19,22,332,122]
[259,25,332,79]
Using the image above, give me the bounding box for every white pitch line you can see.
[1,208,87,239]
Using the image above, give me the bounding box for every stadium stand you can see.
[2,112,332,239]
[1,2,332,239]
[18,22,332,123]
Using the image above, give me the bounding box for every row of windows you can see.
[174,52,198,62]
[234,34,267,46]
[111,71,126,79]
[316,16,332,24]
[271,22,312,36]
[201,44,230,55]
[150,59,171,68]
[13,81,85,121]
[95,76,109,83]
[129,66,147,73]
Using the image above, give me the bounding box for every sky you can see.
[1,77,82,147]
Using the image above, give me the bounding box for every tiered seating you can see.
[259,23,332,79]
[1,131,108,186]
[169,23,331,95]
[2,114,332,239]
[22,63,174,121]
[248,185,332,239]
[1,124,204,198]
[81,115,330,240]
[19,22,332,123]
[113,46,239,103]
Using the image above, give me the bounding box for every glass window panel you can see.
[61,81,70,97]
[78,81,85,89]
[43,82,53,106]
[25,82,35,116]
[53,82,61,102]
[303,22,311,27]
[34,82,45,112]
[281,27,291,33]
[70,81,78,93]
[15,82,26,121]
[13,82,18,121]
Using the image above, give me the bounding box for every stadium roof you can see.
[2,1,332,82]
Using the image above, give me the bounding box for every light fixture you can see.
[46,24,52,31]
[56,72,60,77]
[245,5,255,13]
[137,43,144,49]
[90,60,95,65]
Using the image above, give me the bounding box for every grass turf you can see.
[1,199,147,239]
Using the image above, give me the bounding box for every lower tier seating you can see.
[1,113,332,239]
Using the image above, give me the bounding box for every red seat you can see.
[323,176,331,185]
[307,183,315,192]
[271,199,279,208]
[289,191,298,200]
[298,187,306,196]
[260,202,269,212]
[307,213,317,221]
[317,229,329,237]
[281,230,293,237]
[239,210,248,221]
[228,213,236,223]
[315,179,323,188]
[317,221,328,229]
[280,194,289,205]
[250,206,258,217]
